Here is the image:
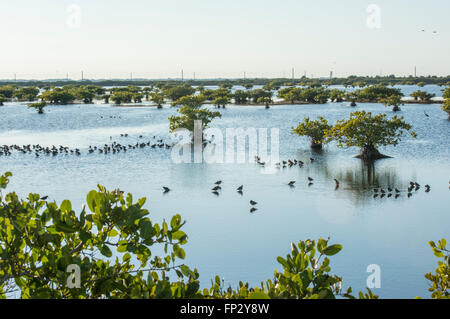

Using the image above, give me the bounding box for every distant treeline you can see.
[1,75,450,88]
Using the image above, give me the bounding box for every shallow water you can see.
[0,98,449,298]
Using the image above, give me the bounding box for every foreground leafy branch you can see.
[1,172,446,299]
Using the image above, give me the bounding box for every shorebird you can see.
[237,185,243,192]
[212,186,221,191]
[163,187,170,193]
[308,177,314,182]
[215,181,222,185]
[288,181,296,186]
[425,185,431,192]
[250,208,258,213]
[250,200,258,206]
[40,196,48,201]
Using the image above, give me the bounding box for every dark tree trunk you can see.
[355,145,390,161]
[157,104,162,109]
[310,141,323,150]
[265,104,270,109]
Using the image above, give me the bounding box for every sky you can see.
[0,0,449,80]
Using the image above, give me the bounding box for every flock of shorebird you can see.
[2,135,446,213]
[0,134,173,157]
[372,182,432,199]
[158,156,442,213]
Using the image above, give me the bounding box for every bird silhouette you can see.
[40,196,48,201]
[237,185,243,192]
[424,111,430,117]
[250,200,258,206]
[288,181,296,186]
[250,208,258,213]
[163,187,170,193]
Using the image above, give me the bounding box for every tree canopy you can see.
[325,111,416,160]
[380,95,403,112]
[292,116,332,148]
[169,106,221,133]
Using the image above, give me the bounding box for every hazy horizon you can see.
[1,0,449,80]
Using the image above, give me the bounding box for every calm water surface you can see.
[0,96,449,298]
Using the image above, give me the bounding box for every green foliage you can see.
[249,89,273,103]
[213,96,230,108]
[150,92,165,108]
[257,96,272,108]
[41,88,76,105]
[0,172,196,299]
[0,86,15,99]
[205,238,376,299]
[28,101,47,114]
[278,87,330,104]
[163,85,195,101]
[13,87,40,101]
[169,106,221,133]
[233,90,250,104]
[354,85,403,102]
[292,117,332,147]
[110,91,133,105]
[443,87,450,99]
[442,99,450,113]
[73,87,95,104]
[325,111,416,150]
[172,95,205,108]
[263,81,281,91]
[101,94,110,104]
[422,239,449,299]
[330,89,345,102]
[410,90,435,102]
[380,95,403,112]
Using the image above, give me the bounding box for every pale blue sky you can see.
[0,0,449,79]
